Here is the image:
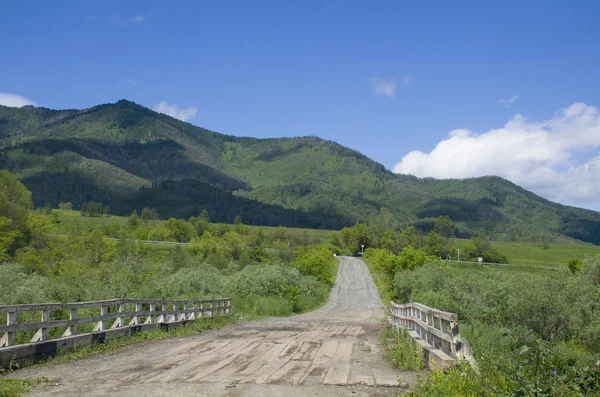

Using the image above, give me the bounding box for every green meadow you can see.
[50,209,334,243]
[453,238,600,268]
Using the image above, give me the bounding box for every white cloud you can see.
[393,103,600,208]
[132,14,148,23]
[0,93,36,107]
[153,101,197,122]
[121,13,150,25]
[401,74,413,85]
[125,79,139,85]
[369,75,412,98]
[497,94,519,107]
[370,78,397,98]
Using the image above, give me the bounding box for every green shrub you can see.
[381,327,425,371]
[0,263,54,304]
[414,363,481,397]
[293,245,335,285]
[568,258,583,273]
[465,232,508,263]
[249,296,294,317]
[366,246,439,282]
[365,247,398,281]
[166,266,224,299]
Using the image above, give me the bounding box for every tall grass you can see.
[381,327,425,371]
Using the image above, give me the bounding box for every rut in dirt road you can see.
[16,257,415,397]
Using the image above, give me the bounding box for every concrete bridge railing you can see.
[388,301,476,370]
[0,297,232,368]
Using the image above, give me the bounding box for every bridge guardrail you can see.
[0,297,232,368]
[389,301,476,370]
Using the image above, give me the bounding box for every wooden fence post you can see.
[145,303,154,324]
[189,303,195,320]
[94,305,108,331]
[129,303,141,326]
[1,311,17,347]
[111,303,125,329]
[30,309,50,342]
[62,308,78,336]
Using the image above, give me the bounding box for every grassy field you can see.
[53,210,128,227]
[365,254,555,309]
[50,210,335,242]
[445,260,554,275]
[453,238,600,268]
[250,224,333,240]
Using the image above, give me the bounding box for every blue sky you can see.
[2,1,600,209]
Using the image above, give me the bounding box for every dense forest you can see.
[2,100,600,244]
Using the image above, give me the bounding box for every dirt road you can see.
[17,257,415,396]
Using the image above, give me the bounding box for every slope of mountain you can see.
[1,100,599,244]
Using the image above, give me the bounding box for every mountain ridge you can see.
[1,100,599,244]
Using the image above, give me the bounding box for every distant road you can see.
[45,234,279,250]
[47,233,192,246]
[443,259,559,271]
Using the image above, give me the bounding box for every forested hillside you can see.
[2,100,600,244]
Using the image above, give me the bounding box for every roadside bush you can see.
[414,363,481,397]
[366,246,439,282]
[294,245,335,285]
[365,247,398,281]
[381,327,425,371]
[222,263,328,315]
[225,264,296,297]
[248,296,294,317]
[166,266,224,299]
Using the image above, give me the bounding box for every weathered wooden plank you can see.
[396,317,455,344]
[0,298,231,313]
[187,339,261,382]
[0,299,123,312]
[299,339,339,384]
[323,337,354,385]
[391,302,457,321]
[0,307,227,334]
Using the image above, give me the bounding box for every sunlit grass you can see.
[453,238,600,268]
[0,377,50,397]
[49,209,336,242]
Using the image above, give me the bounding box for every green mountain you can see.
[1,100,600,244]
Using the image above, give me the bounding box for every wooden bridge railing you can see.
[0,297,232,349]
[389,301,476,370]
